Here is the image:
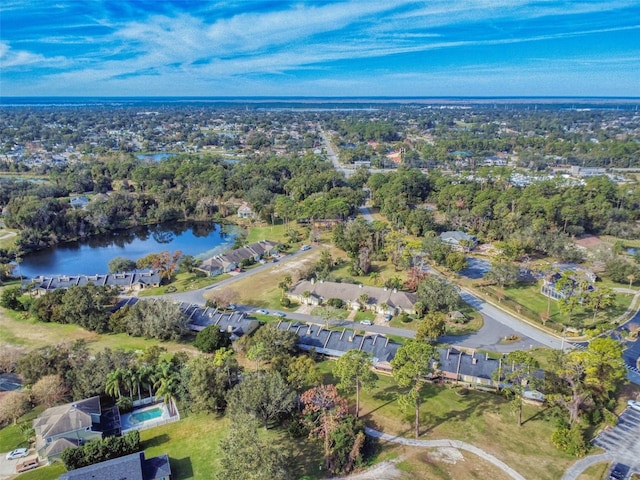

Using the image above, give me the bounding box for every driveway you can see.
[562,404,640,479]
[0,451,38,480]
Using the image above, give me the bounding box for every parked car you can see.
[6,448,28,460]
[227,304,237,311]
[271,311,286,318]
[359,320,372,326]
[627,400,640,411]
[608,463,629,480]
[384,314,393,322]
[16,459,38,473]
[255,309,269,315]
[300,245,311,251]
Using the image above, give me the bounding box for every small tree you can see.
[416,312,446,344]
[334,350,377,418]
[108,256,137,273]
[31,374,69,407]
[194,326,231,353]
[391,340,438,438]
[0,390,29,425]
[498,351,539,427]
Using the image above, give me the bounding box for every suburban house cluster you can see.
[196,240,278,276]
[28,271,161,295]
[287,279,417,315]
[276,319,539,395]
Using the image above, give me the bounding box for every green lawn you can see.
[138,272,224,297]
[246,223,289,244]
[351,365,576,480]
[493,283,633,331]
[141,412,228,479]
[0,308,198,354]
[354,311,375,322]
[18,462,66,480]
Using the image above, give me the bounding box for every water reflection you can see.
[19,221,232,278]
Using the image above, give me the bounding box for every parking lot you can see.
[592,405,640,478]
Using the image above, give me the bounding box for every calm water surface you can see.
[19,222,234,278]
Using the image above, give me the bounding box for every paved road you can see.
[459,289,563,350]
[562,404,640,480]
[365,427,527,480]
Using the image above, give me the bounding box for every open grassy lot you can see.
[141,410,324,479]
[245,222,290,244]
[0,308,197,354]
[490,282,634,331]
[316,359,576,480]
[204,247,322,309]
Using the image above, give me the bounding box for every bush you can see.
[165,285,177,293]
[280,297,291,307]
[194,325,232,353]
[327,298,345,309]
[61,430,141,470]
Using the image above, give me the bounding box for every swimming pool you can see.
[120,403,171,433]
[129,407,162,424]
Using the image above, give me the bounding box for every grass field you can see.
[316,359,578,480]
[204,247,322,309]
[138,271,226,297]
[0,308,198,354]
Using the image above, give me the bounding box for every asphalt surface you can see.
[562,404,640,480]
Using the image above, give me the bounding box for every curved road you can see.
[365,427,527,480]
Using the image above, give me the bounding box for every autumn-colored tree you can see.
[152,250,182,282]
[31,374,69,407]
[301,384,348,470]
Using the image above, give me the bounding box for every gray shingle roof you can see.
[276,321,401,366]
[58,452,171,480]
[34,396,102,440]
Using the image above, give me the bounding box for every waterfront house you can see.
[28,270,161,295]
[196,240,278,277]
[237,202,255,219]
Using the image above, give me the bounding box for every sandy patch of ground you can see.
[427,447,465,464]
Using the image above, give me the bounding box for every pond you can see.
[136,153,177,161]
[18,221,234,278]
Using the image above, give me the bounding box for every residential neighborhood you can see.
[0,98,639,480]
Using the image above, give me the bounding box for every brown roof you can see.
[289,280,416,311]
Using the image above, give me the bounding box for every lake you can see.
[18,222,234,278]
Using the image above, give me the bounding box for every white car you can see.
[6,448,28,460]
[271,311,286,318]
[255,309,269,315]
[628,400,640,411]
[359,320,372,326]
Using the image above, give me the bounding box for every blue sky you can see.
[1,1,639,97]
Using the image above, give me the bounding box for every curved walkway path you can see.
[365,427,527,480]
[561,453,612,480]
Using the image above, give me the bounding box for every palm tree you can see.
[153,362,180,416]
[105,369,124,399]
[369,271,380,286]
